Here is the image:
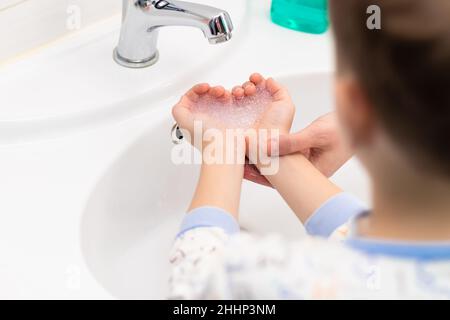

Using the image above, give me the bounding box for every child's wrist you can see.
[245,128,283,173]
[200,136,246,166]
[196,158,245,219]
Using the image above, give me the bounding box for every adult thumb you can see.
[268,130,314,156]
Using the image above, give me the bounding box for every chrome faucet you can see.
[114,0,234,68]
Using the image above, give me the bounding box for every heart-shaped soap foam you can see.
[192,87,272,129]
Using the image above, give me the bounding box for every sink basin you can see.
[0,0,248,144]
[81,73,371,299]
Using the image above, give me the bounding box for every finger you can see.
[186,83,210,102]
[220,90,232,102]
[268,131,314,155]
[193,83,210,95]
[244,164,274,188]
[232,86,245,99]
[186,89,199,102]
[249,73,265,87]
[266,77,284,99]
[266,136,280,156]
[243,82,257,96]
[210,86,226,98]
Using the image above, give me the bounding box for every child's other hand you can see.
[232,73,295,135]
[172,83,232,138]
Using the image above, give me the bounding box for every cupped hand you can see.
[172,73,295,150]
[172,83,231,134]
[233,73,296,135]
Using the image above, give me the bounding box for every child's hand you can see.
[232,73,296,135]
[172,83,232,136]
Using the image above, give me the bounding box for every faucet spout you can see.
[114,0,234,68]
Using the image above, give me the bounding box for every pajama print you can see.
[169,193,450,299]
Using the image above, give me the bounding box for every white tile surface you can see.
[0,0,122,61]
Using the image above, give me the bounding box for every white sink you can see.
[0,0,343,299]
[0,0,248,144]
[81,73,371,299]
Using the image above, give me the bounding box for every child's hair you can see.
[329,0,450,176]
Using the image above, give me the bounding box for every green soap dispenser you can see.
[271,0,329,34]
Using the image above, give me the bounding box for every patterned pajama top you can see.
[169,193,450,299]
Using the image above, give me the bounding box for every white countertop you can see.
[0,0,334,299]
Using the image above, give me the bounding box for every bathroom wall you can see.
[0,0,122,62]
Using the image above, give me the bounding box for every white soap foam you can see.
[192,87,272,129]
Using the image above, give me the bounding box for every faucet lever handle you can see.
[155,0,170,9]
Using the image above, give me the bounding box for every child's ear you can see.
[335,75,376,148]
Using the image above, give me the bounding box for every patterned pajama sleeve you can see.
[168,193,367,299]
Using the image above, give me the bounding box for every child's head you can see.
[329,0,450,178]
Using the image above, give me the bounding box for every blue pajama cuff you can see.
[177,206,240,238]
[305,193,367,238]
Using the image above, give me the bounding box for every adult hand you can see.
[244,113,353,187]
